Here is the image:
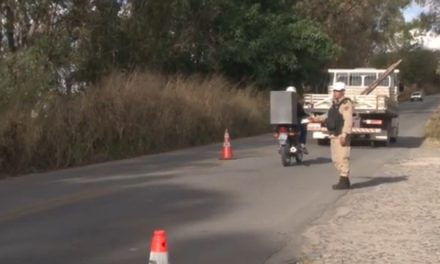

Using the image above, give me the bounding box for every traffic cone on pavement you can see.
[149,230,169,264]
[220,128,234,160]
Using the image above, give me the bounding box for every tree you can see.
[415,0,440,32]
[295,0,411,66]
[214,2,336,88]
[0,0,420,96]
[117,0,337,88]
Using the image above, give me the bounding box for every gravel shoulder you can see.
[298,141,440,264]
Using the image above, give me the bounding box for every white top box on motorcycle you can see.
[270,91,298,125]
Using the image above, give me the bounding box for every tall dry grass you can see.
[425,106,440,142]
[0,72,269,175]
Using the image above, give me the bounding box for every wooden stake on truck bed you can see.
[360,59,402,95]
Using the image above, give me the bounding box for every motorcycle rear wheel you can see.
[281,144,291,167]
[295,150,303,164]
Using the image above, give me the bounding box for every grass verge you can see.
[0,72,269,176]
[425,106,440,143]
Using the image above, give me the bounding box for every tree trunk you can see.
[4,5,16,52]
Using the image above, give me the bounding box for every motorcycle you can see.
[273,124,304,167]
[273,118,310,167]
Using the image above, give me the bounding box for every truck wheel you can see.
[390,128,398,143]
[383,131,392,146]
[317,139,329,146]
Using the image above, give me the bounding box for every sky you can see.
[402,1,440,50]
[403,1,430,22]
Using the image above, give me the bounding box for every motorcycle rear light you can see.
[279,127,288,133]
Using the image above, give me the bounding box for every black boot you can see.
[332,176,350,190]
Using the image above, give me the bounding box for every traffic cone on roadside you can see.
[220,128,234,160]
[149,230,169,264]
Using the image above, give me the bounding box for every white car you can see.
[410,91,423,102]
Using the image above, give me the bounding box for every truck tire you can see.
[383,130,392,146]
[317,139,329,146]
[390,127,398,143]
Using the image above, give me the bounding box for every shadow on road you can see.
[0,180,239,264]
[335,136,425,149]
[3,134,275,180]
[302,157,332,166]
[390,136,425,149]
[351,176,408,189]
[172,232,277,264]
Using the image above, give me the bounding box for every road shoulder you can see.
[298,141,440,263]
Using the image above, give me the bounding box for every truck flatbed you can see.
[303,64,402,145]
[304,93,398,116]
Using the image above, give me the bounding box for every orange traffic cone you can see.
[149,230,169,264]
[220,128,234,160]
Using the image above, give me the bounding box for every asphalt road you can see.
[0,95,438,264]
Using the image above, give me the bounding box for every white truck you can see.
[304,61,402,147]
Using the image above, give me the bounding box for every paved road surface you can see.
[0,95,438,264]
